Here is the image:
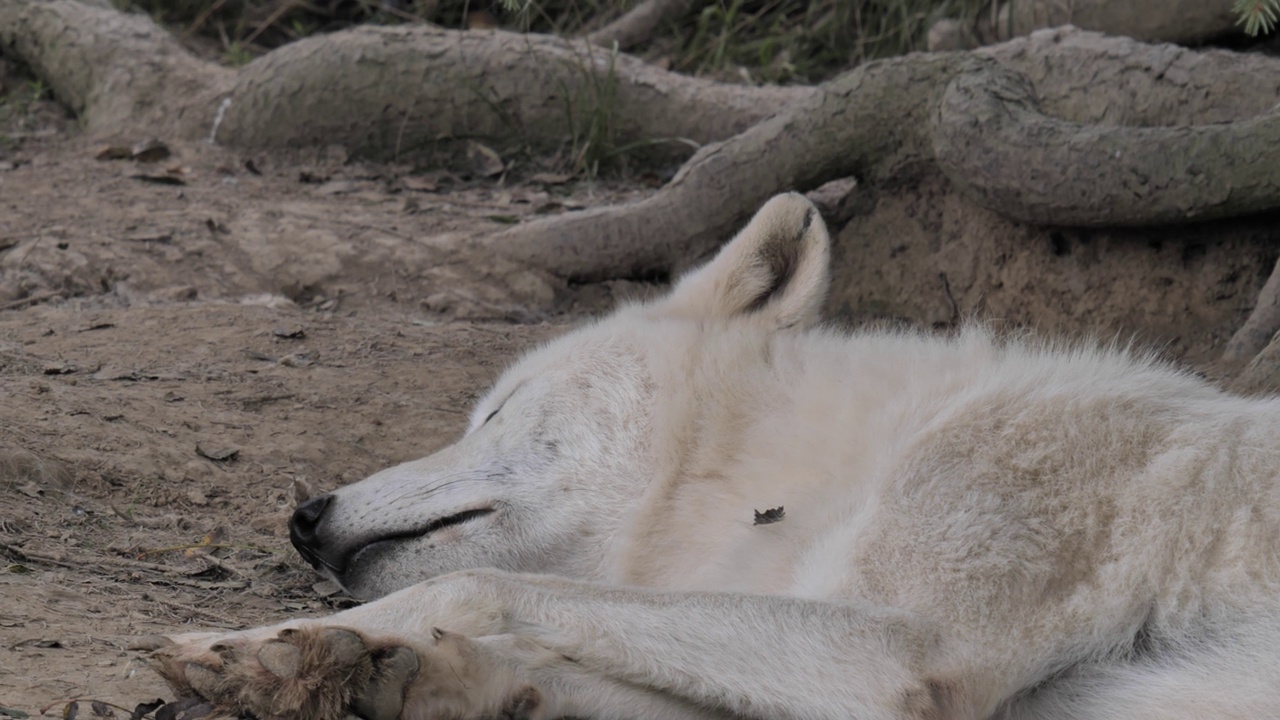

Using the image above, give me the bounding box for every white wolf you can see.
[150,194,1280,720]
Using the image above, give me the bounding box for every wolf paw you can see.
[148,626,421,720]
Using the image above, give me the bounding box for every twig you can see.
[0,540,77,570]
[137,542,278,558]
[244,0,299,46]
[1223,254,1280,367]
[939,272,959,325]
[147,596,244,628]
[183,0,233,38]
[0,290,65,311]
[583,0,700,51]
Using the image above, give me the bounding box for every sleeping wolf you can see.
[150,194,1280,719]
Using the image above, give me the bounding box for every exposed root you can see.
[928,0,1238,50]
[584,0,701,51]
[1223,255,1280,368]
[0,0,807,156]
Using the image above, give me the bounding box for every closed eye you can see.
[482,406,501,425]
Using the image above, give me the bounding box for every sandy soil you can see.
[0,96,590,717]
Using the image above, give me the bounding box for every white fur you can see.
[167,194,1280,719]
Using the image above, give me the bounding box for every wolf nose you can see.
[289,494,334,569]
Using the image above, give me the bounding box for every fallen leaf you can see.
[529,172,574,185]
[131,140,171,163]
[183,527,227,557]
[272,326,306,339]
[61,703,78,720]
[93,366,143,381]
[0,707,29,718]
[130,174,186,186]
[94,145,132,161]
[278,352,314,368]
[90,700,113,717]
[401,176,438,192]
[78,322,116,332]
[122,234,173,245]
[465,7,498,28]
[195,444,238,462]
[466,141,505,178]
[315,180,358,195]
[128,699,164,720]
[22,638,63,648]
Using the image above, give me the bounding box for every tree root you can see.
[932,64,1280,227]
[928,0,1238,50]
[1224,256,1280,369]
[0,0,808,157]
[0,0,231,140]
[584,0,700,51]
[4,3,1280,292]
[483,54,978,282]
[490,29,1280,281]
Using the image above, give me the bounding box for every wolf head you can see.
[290,193,831,598]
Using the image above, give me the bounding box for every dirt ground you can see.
[0,96,607,716]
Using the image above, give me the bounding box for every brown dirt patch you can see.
[0,303,564,714]
[0,106,588,714]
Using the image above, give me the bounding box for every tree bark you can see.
[482,54,976,281]
[4,4,1280,290]
[0,0,231,140]
[1224,256,1280,367]
[0,0,808,156]
[929,0,1239,50]
[488,29,1280,281]
[932,66,1280,227]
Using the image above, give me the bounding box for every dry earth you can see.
[0,95,629,717]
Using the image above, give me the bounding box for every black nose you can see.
[289,494,334,569]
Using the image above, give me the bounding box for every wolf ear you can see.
[662,193,830,329]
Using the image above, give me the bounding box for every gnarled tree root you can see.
[489,28,1280,282]
[0,0,808,156]
[583,0,700,51]
[1224,255,1280,369]
[5,3,1280,363]
[928,0,1238,50]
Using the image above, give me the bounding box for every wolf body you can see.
[152,194,1280,720]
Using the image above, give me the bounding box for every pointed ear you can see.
[662,193,830,329]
